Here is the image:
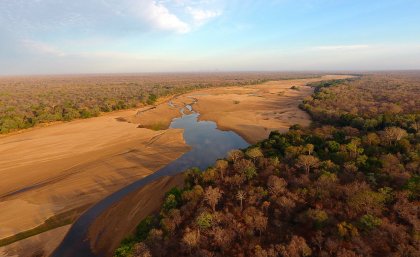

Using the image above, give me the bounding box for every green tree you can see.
[196,212,213,230]
[162,194,178,212]
[358,214,382,231]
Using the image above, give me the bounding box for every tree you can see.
[305,144,314,155]
[202,168,217,183]
[296,155,319,175]
[162,194,178,212]
[244,165,258,180]
[227,149,244,163]
[254,214,268,236]
[337,248,361,257]
[182,185,204,202]
[246,147,264,162]
[405,175,419,200]
[346,139,363,159]
[262,201,270,214]
[358,214,382,231]
[306,208,328,228]
[196,212,213,230]
[229,174,245,189]
[161,209,182,234]
[132,243,152,257]
[236,190,246,211]
[278,236,312,257]
[327,141,340,152]
[346,183,385,217]
[234,159,257,180]
[337,222,359,238]
[204,186,223,212]
[182,228,200,249]
[267,175,287,196]
[381,127,407,145]
[243,207,267,236]
[212,227,225,249]
[364,132,380,146]
[215,159,228,180]
[212,227,234,252]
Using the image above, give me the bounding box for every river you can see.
[51,100,249,257]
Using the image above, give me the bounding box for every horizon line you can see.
[1,69,420,78]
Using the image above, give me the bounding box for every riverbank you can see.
[125,75,354,144]
[0,108,190,243]
[87,173,185,257]
[52,98,250,257]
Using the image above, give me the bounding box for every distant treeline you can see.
[0,73,318,134]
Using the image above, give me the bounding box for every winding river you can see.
[51,101,249,257]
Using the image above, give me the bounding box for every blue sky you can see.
[0,0,419,75]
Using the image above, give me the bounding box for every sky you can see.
[0,0,420,75]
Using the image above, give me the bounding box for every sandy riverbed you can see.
[0,225,71,257]
[128,75,353,143]
[0,109,190,240]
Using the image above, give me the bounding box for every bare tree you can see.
[230,174,245,189]
[305,144,314,155]
[236,190,246,211]
[296,155,319,175]
[254,214,268,236]
[204,186,223,212]
[382,127,408,145]
[215,159,228,180]
[212,227,234,253]
[267,175,287,196]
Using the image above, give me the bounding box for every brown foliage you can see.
[204,186,223,212]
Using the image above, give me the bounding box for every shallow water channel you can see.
[51,101,249,256]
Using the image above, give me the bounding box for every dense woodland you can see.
[301,75,420,132]
[115,74,419,257]
[0,72,316,134]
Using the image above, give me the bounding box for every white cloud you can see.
[130,0,222,33]
[138,0,191,33]
[0,0,224,37]
[186,6,221,25]
[312,45,370,51]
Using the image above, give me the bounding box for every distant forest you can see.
[115,74,419,257]
[0,72,317,134]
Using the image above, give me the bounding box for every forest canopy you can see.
[114,73,419,257]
